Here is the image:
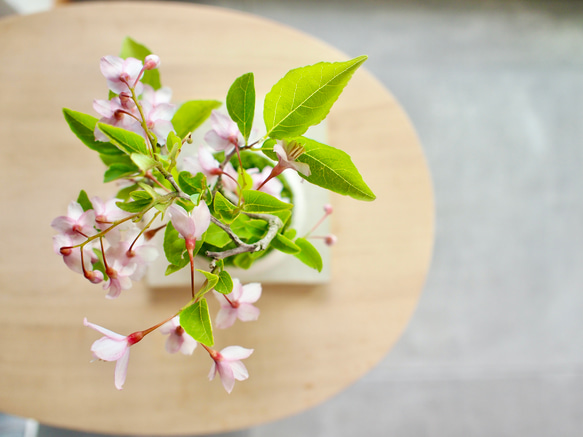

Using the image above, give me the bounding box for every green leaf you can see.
[180,299,214,347]
[166,131,182,171]
[172,100,222,139]
[294,237,323,272]
[116,191,152,213]
[119,37,161,90]
[178,171,206,196]
[226,72,255,141]
[271,232,301,254]
[238,168,253,192]
[103,163,140,182]
[163,221,189,268]
[263,137,375,201]
[131,153,157,171]
[213,191,239,223]
[264,56,367,139]
[242,189,293,214]
[76,190,93,212]
[195,269,219,298]
[230,214,268,240]
[97,123,149,156]
[233,252,255,270]
[215,270,234,294]
[204,222,233,248]
[62,108,122,155]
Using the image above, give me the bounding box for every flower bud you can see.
[144,54,160,70]
[324,204,333,215]
[324,234,337,246]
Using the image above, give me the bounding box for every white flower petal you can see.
[220,346,254,361]
[236,304,260,322]
[239,282,262,303]
[114,347,131,390]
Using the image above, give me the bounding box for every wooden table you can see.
[0,2,434,435]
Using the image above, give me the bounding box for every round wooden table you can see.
[0,2,434,435]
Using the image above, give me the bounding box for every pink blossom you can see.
[183,146,221,184]
[324,234,338,246]
[93,97,141,142]
[208,346,254,393]
[141,84,172,106]
[83,318,143,390]
[144,54,160,70]
[167,201,211,250]
[213,279,261,329]
[273,139,311,177]
[141,100,176,146]
[51,201,96,243]
[249,166,283,198]
[105,229,158,281]
[52,234,103,283]
[91,196,129,230]
[103,259,136,299]
[204,111,244,152]
[159,316,197,355]
[100,55,144,95]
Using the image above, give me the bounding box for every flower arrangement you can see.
[51,38,375,393]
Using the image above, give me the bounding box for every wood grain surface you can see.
[0,2,434,434]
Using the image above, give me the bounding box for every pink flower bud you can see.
[324,234,338,246]
[144,54,160,70]
[324,204,334,215]
[119,92,135,110]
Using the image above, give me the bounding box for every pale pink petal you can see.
[273,143,287,161]
[215,307,238,329]
[179,335,197,355]
[236,304,260,322]
[229,360,250,381]
[165,332,183,354]
[229,279,243,301]
[91,337,128,361]
[168,204,196,239]
[208,361,217,381]
[50,216,76,234]
[291,161,311,177]
[83,318,126,341]
[93,99,114,117]
[67,201,85,220]
[191,201,211,239]
[150,103,175,122]
[204,130,232,151]
[210,111,237,139]
[239,283,262,303]
[158,317,178,335]
[114,347,131,390]
[220,346,254,361]
[217,361,236,393]
[100,56,123,81]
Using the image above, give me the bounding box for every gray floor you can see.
[2,0,583,436]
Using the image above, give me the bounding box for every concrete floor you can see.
[2,0,583,436]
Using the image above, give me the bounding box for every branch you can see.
[206,212,283,260]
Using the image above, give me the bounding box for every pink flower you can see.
[51,201,96,243]
[204,111,244,152]
[141,100,176,146]
[159,316,197,355]
[208,346,254,393]
[104,228,158,281]
[273,139,311,177]
[83,318,143,390]
[167,201,211,251]
[144,54,160,70]
[52,234,103,283]
[100,55,144,95]
[141,84,172,106]
[213,279,261,329]
[249,166,283,198]
[91,196,129,230]
[93,96,142,142]
[103,259,136,299]
[183,146,221,184]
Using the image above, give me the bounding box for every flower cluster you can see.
[54,37,372,393]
